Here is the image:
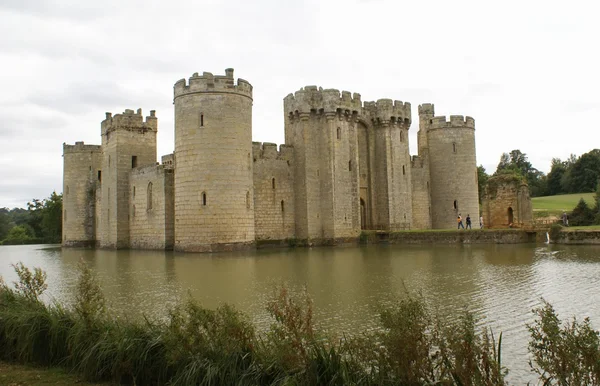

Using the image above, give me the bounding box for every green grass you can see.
[532,193,596,215]
[0,361,108,385]
[565,225,600,230]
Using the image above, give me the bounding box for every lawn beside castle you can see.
[532,193,595,217]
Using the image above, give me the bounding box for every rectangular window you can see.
[132,156,137,168]
[98,170,102,181]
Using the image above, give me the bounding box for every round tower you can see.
[62,141,101,247]
[173,69,255,252]
[426,114,478,229]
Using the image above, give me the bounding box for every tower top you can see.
[173,68,253,100]
[101,108,157,136]
[284,86,411,125]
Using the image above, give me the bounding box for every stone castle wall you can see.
[252,143,295,240]
[63,68,483,251]
[482,176,533,228]
[98,109,157,249]
[173,70,255,252]
[419,104,479,229]
[129,164,174,249]
[410,155,432,229]
[62,142,101,246]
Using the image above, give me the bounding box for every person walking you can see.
[562,211,569,226]
[479,215,483,229]
[466,214,472,229]
[457,214,465,229]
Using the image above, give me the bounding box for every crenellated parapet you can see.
[161,153,174,169]
[63,141,101,154]
[363,99,411,126]
[429,115,475,130]
[131,163,173,177]
[173,68,252,100]
[252,142,294,161]
[284,86,411,126]
[418,103,435,116]
[284,86,362,121]
[101,108,157,135]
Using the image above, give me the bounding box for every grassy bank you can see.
[532,193,595,216]
[0,361,107,385]
[2,262,600,385]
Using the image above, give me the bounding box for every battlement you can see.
[131,163,173,177]
[161,153,174,169]
[284,86,362,115]
[252,142,294,161]
[418,103,435,116]
[428,115,475,129]
[63,141,101,154]
[363,99,411,125]
[101,108,157,134]
[173,68,253,100]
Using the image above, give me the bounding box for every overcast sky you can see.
[1,0,598,208]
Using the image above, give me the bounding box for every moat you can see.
[1,243,600,383]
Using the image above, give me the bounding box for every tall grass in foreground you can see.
[0,263,598,385]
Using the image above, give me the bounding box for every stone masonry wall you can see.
[410,155,432,229]
[482,177,533,228]
[252,142,295,240]
[62,142,101,246]
[99,109,157,249]
[424,111,479,229]
[173,70,255,252]
[129,164,174,249]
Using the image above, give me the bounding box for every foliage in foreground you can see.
[0,263,598,385]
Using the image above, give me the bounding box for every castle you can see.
[62,68,479,252]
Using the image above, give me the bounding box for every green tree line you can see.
[478,148,600,199]
[0,192,62,245]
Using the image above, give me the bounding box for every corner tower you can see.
[173,69,255,252]
[62,141,101,247]
[420,105,478,229]
[99,109,157,249]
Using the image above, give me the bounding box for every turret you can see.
[173,69,255,252]
[424,106,478,229]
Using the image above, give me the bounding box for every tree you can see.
[3,225,34,244]
[40,192,62,243]
[1,192,63,244]
[546,158,567,196]
[477,165,489,204]
[568,149,600,193]
[0,208,11,241]
[494,150,546,197]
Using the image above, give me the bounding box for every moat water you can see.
[1,243,600,383]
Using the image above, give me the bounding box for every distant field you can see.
[532,193,596,215]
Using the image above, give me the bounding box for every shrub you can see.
[528,299,600,385]
[569,198,595,226]
[549,223,563,242]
